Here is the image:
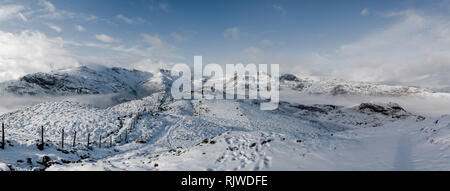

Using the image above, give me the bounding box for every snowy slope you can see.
[0,66,449,171]
[198,72,434,97]
[0,66,157,97]
[279,74,431,96]
[44,100,450,171]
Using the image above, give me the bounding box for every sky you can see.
[0,0,450,89]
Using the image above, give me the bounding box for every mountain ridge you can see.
[0,65,449,171]
[0,66,441,98]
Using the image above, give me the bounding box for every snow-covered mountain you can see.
[0,66,449,171]
[0,66,161,97]
[198,72,434,97]
[0,66,436,98]
[279,74,431,96]
[435,86,450,93]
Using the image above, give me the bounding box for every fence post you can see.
[99,135,102,148]
[73,131,77,148]
[42,126,44,146]
[1,123,4,150]
[61,129,64,149]
[125,128,128,143]
[87,133,90,149]
[37,126,44,150]
[110,136,112,148]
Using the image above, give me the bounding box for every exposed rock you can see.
[289,104,328,114]
[331,85,348,95]
[280,74,299,82]
[358,103,411,119]
[278,74,429,96]
[1,66,154,96]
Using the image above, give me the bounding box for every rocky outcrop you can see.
[280,74,299,82]
[0,66,154,96]
[357,102,413,119]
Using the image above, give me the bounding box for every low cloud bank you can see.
[1,90,448,118]
[0,30,79,82]
[281,90,450,117]
[0,94,119,115]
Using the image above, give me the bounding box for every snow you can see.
[0,66,449,171]
[280,89,450,117]
[279,74,430,96]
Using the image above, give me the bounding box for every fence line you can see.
[0,98,163,151]
[1,123,4,150]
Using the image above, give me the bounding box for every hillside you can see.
[0,66,449,171]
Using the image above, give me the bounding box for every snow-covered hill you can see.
[0,66,159,97]
[0,66,439,98]
[198,72,434,97]
[0,66,449,171]
[279,74,431,96]
[0,66,165,115]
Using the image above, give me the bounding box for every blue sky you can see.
[1,0,450,89]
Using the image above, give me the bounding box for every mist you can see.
[281,90,450,117]
[0,94,120,115]
[1,90,449,118]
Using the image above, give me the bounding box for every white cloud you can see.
[75,25,85,32]
[32,0,109,23]
[132,58,173,73]
[18,12,27,22]
[159,3,169,12]
[116,14,146,25]
[360,8,369,16]
[61,34,180,60]
[47,23,62,33]
[39,0,56,12]
[142,33,167,47]
[171,32,186,42]
[0,5,25,22]
[140,33,179,59]
[272,4,286,15]
[294,10,450,89]
[116,14,134,24]
[65,33,180,60]
[94,34,119,43]
[244,46,263,62]
[224,27,239,39]
[147,2,170,12]
[0,30,79,82]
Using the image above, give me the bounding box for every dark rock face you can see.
[19,73,98,94]
[22,73,57,88]
[358,103,410,119]
[37,156,51,167]
[279,74,314,91]
[2,66,154,96]
[289,104,328,114]
[331,85,348,95]
[280,101,340,115]
[293,83,308,91]
[280,74,299,82]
